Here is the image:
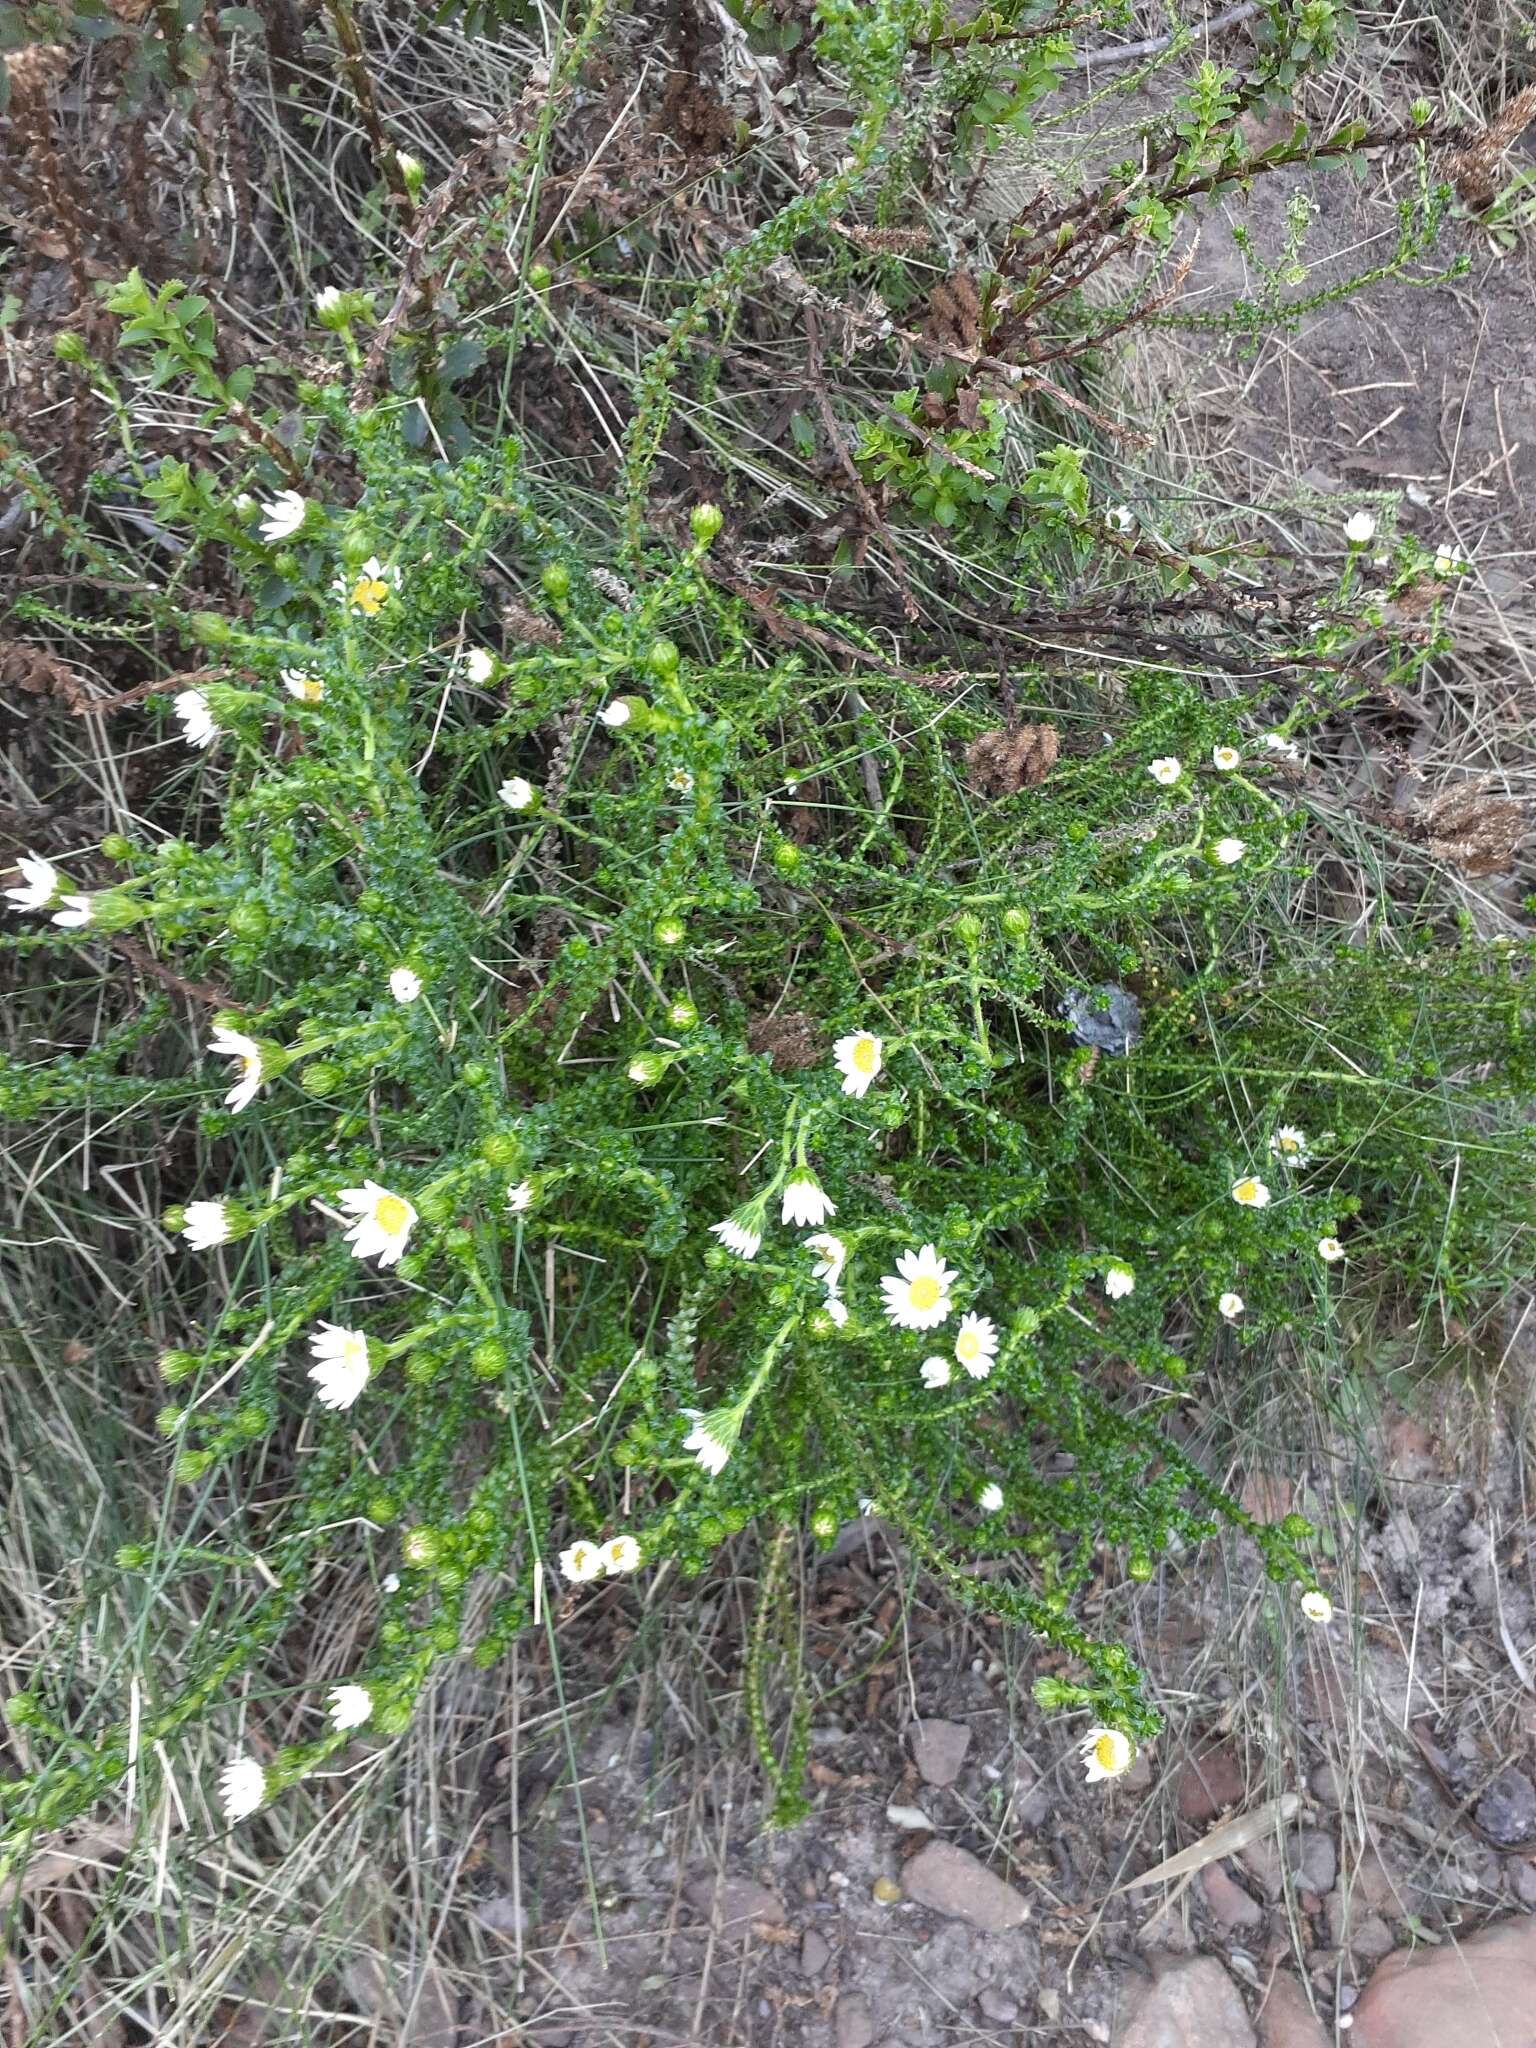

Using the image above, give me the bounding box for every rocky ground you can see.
[381,1360,1536,2048]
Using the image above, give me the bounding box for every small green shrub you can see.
[2,0,1531,1851]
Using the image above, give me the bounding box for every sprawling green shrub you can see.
[3,0,1531,1850]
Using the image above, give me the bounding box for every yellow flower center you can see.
[956,1330,978,1360]
[1234,1179,1259,1204]
[1278,1135,1299,1153]
[374,1194,410,1235]
[241,1054,261,1082]
[851,1036,878,1074]
[297,677,323,702]
[350,575,390,615]
[908,1275,940,1312]
[1093,1733,1124,1773]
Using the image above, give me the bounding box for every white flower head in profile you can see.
[599,699,632,728]
[388,966,422,1004]
[978,1482,1004,1513]
[1078,1727,1134,1784]
[314,286,342,318]
[506,1180,533,1213]
[4,853,60,912]
[174,688,217,750]
[1104,1263,1135,1301]
[1262,732,1302,764]
[219,1755,267,1822]
[559,1539,604,1583]
[182,1200,231,1251]
[1212,837,1246,866]
[681,1406,740,1477]
[822,1296,849,1329]
[282,669,325,704]
[1148,756,1181,786]
[920,1355,952,1390]
[832,1030,883,1099]
[781,1173,836,1229]
[327,1683,373,1732]
[463,648,496,685]
[308,1322,372,1410]
[709,1200,765,1261]
[954,1312,998,1379]
[1218,1291,1245,1321]
[51,894,95,929]
[208,1024,265,1114]
[258,490,309,543]
[1344,511,1376,545]
[804,1232,846,1291]
[499,776,536,812]
[336,1180,417,1266]
[880,1243,958,1331]
[602,1535,641,1575]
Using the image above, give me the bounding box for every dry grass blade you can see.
[1118,1790,1303,1894]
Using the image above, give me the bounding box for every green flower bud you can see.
[540,561,570,602]
[300,1061,341,1095]
[159,1348,196,1383]
[53,331,88,364]
[366,1494,395,1525]
[395,150,424,199]
[175,1449,213,1484]
[771,840,803,875]
[665,997,697,1030]
[627,1051,668,1086]
[471,1339,505,1380]
[810,1507,838,1544]
[100,833,134,863]
[1000,906,1032,939]
[690,501,723,545]
[480,1130,521,1170]
[653,915,686,949]
[161,1206,187,1234]
[647,637,680,678]
[228,901,268,939]
[527,262,552,291]
[155,1405,184,1436]
[115,1543,150,1570]
[4,1693,40,1728]
[954,911,983,946]
[402,1525,441,1567]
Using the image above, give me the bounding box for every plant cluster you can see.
[2,0,1532,1856]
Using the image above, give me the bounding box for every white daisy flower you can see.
[381,1572,401,1593]
[1106,505,1135,533]
[1218,1291,1245,1321]
[668,768,695,794]
[506,1180,533,1213]
[282,669,324,703]
[1269,1125,1310,1165]
[498,776,536,812]
[953,1312,998,1380]
[388,966,422,1004]
[600,700,632,728]
[880,1243,958,1331]
[559,1539,604,1583]
[1344,511,1376,545]
[1230,1176,1271,1209]
[333,558,401,616]
[4,853,60,912]
[219,1755,267,1822]
[1077,1727,1134,1784]
[1211,744,1241,772]
[1262,732,1301,763]
[258,490,309,543]
[1317,1235,1345,1263]
[1300,1589,1333,1624]
[207,1024,264,1114]
[833,1030,883,1099]
[464,648,496,685]
[327,1683,373,1732]
[681,1406,739,1476]
[1433,541,1466,577]
[315,286,343,318]
[978,1482,1004,1513]
[51,893,95,929]
[781,1173,836,1229]
[804,1232,846,1290]
[709,1205,764,1260]
[307,1322,372,1410]
[182,1200,231,1250]
[1103,1263,1135,1301]
[174,688,217,750]
[823,1296,849,1329]
[1212,837,1246,865]
[336,1180,417,1266]
[1148,756,1181,786]
[920,1355,952,1390]
[601,1535,641,1575]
